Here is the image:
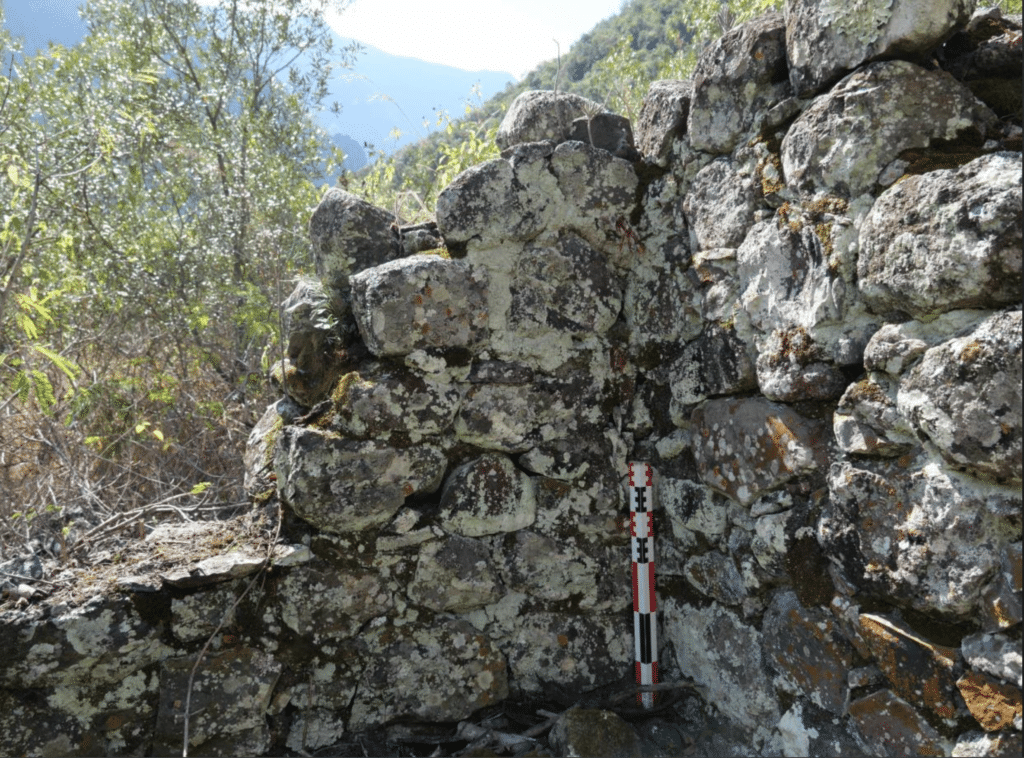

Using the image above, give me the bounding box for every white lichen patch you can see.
[820,0,894,45]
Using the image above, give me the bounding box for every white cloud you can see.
[330,0,620,78]
[196,0,624,79]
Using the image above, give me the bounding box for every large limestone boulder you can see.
[661,598,781,741]
[782,60,994,197]
[437,453,537,537]
[821,451,1021,620]
[684,157,759,251]
[273,426,447,533]
[349,255,489,357]
[324,362,463,443]
[736,212,876,400]
[786,0,976,97]
[436,140,637,262]
[688,12,791,155]
[495,90,605,150]
[348,619,509,729]
[762,590,856,715]
[434,156,554,256]
[406,535,503,612]
[898,309,1022,485]
[635,79,691,165]
[308,188,400,295]
[548,141,639,263]
[501,612,630,696]
[690,396,829,506]
[858,152,1023,319]
[507,232,621,337]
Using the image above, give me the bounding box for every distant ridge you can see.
[330,133,368,172]
[0,3,514,162]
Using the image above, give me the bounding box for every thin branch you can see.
[0,570,58,586]
[0,147,43,326]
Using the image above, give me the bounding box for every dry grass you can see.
[0,337,278,575]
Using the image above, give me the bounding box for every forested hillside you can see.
[351,0,787,222]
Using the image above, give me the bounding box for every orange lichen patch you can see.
[957,671,1023,731]
[959,340,986,364]
[847,690,947,757]
[765,415,800,463]
[844,377,890,406]
[692,397,828,505]
[859,613,959,721]
[557,634,569,647]
[540,478,571,497]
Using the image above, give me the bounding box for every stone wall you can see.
[1,1,1021,756]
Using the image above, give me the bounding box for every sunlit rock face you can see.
[3,1,1021,755]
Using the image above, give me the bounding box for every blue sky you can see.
[4,0,628,79]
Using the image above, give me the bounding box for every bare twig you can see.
[0,570,58,586]
[553,39,561,94]
[606,679,707,707]
[520,708,566,738]
[72,498,246,553]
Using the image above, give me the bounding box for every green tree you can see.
[0,0,361,533]
[65,0,361,388]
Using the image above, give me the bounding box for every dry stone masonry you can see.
[1,1,1021,755]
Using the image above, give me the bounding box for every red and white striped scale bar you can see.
[628,461,658,709]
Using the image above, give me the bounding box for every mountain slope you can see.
[0,1,514,164]
[352,0,705,193]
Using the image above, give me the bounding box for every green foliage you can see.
[352,87,503,224]
[0,0,362,527]
[0,0,361,414]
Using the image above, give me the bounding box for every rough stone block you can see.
[636,78,691,165]
[350,255,489,357]
[898,309,1022,485]
[822,454,1021,620]
[848,689,951,756]
[859,153,1022,319]
[273,427,446,534]
[348,619,508,729]
[496,90,604,150]
[691,396,828,505]
[309,188,399,294]
[786,0,976,97]
[763,590,855,715]
[438,453,537,536]
[782,60,994,197]
[688,12,790,154]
